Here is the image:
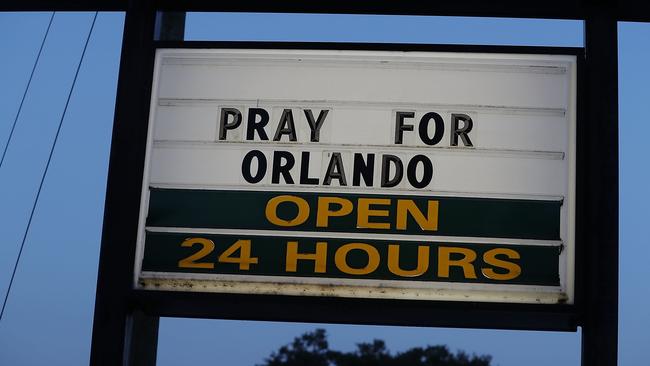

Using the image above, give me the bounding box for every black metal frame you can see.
[94,33,594,366]
[2,0,650,22]
[2,1,618,365]
[155,40,585,55]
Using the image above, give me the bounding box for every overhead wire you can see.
[0,11,100,323]
[0,12,56,170]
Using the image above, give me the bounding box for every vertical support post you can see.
[582,11,619,366]
[125,311,160,365]
[89,0,158,365]
[155,11,186,40]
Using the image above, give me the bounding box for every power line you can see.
[0,12,56,171]
[0,11,100,323]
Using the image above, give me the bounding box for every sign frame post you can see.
[89,1,159,364]
[580,12,619,366]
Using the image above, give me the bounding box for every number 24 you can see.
[178,238,258,270]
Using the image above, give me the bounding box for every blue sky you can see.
[0,11,647,366]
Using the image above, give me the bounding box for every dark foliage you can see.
[259,329,492,366]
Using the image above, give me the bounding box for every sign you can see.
[135,48,577,304]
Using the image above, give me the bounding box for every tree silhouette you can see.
[258,329,492,366]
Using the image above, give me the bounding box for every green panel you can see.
[142,231,560,286]
[147,188,561,240]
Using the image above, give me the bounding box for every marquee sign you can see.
[135,48,577,304]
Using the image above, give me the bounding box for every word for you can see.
[394,111,474,147]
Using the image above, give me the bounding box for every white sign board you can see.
[135,48,576,304]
